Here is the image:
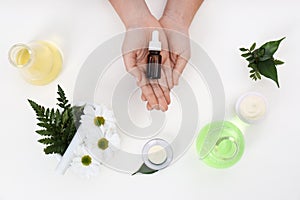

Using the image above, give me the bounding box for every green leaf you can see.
[246,56,255,63]
[36,130,52,136]
[258,48,265,57]
[44,144,62,155]
[57,85,66,101]
[37,122,51,129]
[28,85,81,156]
[257,59,280,87]
[239,48,248,52]
[259,37,285,61]
[250,43,256,51]
[255,71,262,80]
[28,99,45,117]
[45,108,50,118]
[241,53,252,58]
[62,110,69,124]
[38,138,54,145]
[55,109,61,126]
[253,49,260,59]
[36,117,48,123]
[50,109,55,122]
[57,85,70,109]
[248,63,257,70]
[132,163,159,175]
[274,59,284,65]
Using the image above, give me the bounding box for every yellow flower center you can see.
[98,138,109,150]
[81,155,92,166]
[94,116,105,127]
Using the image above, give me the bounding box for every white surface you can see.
[0,0,300,200]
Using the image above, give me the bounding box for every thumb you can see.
[173,56,188,85]
[123,52,142,82]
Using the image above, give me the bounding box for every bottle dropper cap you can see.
[149,30,161,51]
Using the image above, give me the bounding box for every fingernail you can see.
[151,105,159,110]
[158,104,167,112]
[147,104,152,111]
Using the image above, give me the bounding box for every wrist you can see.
[161,8,192,31]
[109,0,153,29]
[124,12,154,30]
[160,13,190,36]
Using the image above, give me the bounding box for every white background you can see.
[1,0,300,200]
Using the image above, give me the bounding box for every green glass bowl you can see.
[196,121,245,168]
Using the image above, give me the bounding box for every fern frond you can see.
[28,86,83,156]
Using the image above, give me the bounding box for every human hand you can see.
[159,15,191,86]
[122,15,173,112]
[109,0,199,111]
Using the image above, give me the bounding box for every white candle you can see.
[236,92,267,124]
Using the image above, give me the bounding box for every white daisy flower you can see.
[80,104,116,132]
[85,127,120,162]
[70,145,100,179]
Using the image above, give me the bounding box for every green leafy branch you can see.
[28,85,84,156]
[240,37,285,87]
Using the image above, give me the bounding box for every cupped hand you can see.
[122,15,173,112]
[159,15,191,86]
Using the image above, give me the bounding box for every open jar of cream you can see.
[235,92,268,124]
[142,139,173,170]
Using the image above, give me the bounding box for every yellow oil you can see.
[16,48,30,65]
[14,41,63,85]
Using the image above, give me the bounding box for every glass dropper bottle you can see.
[146,30,162,79]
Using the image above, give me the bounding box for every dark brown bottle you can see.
[147,50,162,79]
[146,30,162,79]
